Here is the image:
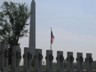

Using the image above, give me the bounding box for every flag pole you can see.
[50,43,52,50]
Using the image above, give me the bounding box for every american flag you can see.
[51,30,54,44]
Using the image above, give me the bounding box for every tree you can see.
[0,1,30,65]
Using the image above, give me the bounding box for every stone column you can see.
[12,45,21,72]
[0,42,3,71]
[66,52,74,72]
[76,53,83,72]
[35,49,43,72]
[46,50,53,72]
[85,53,93,72]
[56,51,64,72]
[23,48,32,72]
[0,43,9,72]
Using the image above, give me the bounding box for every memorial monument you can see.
[29,0,36,56]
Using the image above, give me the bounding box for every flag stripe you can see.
[51,30,54,44]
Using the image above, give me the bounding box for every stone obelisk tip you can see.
[31,0,35,5]
[32,0,35,2]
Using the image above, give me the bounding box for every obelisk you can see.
[29,0,36,56]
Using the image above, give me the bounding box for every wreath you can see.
[77,56,83,62]
[70,56,74,63]
[79,56,83,62]
[16,51,21,58]
[38,53,43,60]
[49,54,54,61]
[89,57,93,63]
[60,55,64,62]
[23,54,25,58]
[27,53,32,60]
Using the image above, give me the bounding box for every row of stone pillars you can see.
[0,42,21,72]
[23,48,94,72]
[0,42,95,72]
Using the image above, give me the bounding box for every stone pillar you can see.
[12,45,21,72]
[85,53,93,72]
[0,42,3,71]
[23,48,32,72]
[76,53,83,72]
[35,49,43,72]
[66,52,74,72]
[56,51,64,72]
[46,50,53,72]
[0,43,9,72]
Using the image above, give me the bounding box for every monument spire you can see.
[29,0,36,55]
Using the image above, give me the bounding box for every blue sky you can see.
[1,0,96,63]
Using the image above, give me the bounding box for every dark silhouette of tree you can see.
[0,1,30,65]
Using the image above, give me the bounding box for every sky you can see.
[0,0,96,63]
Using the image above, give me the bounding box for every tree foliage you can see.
[0,1,30,46]
[0,1,30,65]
